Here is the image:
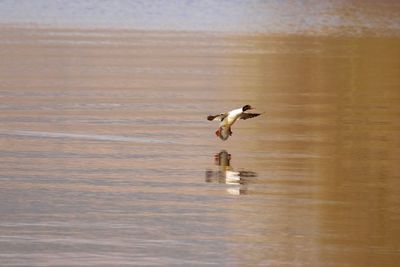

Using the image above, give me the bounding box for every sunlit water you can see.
[0,27,400,266]
[1,0,399,35]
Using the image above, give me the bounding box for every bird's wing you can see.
[207,113,228,121]
[240,113,261,120]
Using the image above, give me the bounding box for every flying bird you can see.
[207,105,261,140]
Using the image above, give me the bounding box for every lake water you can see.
[0,26,400,266]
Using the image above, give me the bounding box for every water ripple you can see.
[0,130,177,144]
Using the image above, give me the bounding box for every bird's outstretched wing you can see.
[240,113,261,120]
[207,113,228,121]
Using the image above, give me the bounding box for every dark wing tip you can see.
[241,113,262,120]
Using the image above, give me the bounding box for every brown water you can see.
[0,27,400,266]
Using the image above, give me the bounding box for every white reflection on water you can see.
[206,150,257,195]
[0,130,178,144]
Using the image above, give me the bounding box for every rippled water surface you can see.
[1,27,400,266]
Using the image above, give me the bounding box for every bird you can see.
[207,105,261,140]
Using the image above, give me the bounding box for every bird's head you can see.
[242,105,253,111]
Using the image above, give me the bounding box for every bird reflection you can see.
[205,150,257,195]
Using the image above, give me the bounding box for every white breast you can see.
[224,108,243,125]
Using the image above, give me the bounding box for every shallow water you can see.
[0,27,400,266]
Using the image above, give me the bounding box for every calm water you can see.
[1,27,400,266]
[1,0,400,35]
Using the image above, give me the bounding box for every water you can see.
[1,0,399,35]
[1,27,400,266]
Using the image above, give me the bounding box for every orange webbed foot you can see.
[215,128,222,137]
